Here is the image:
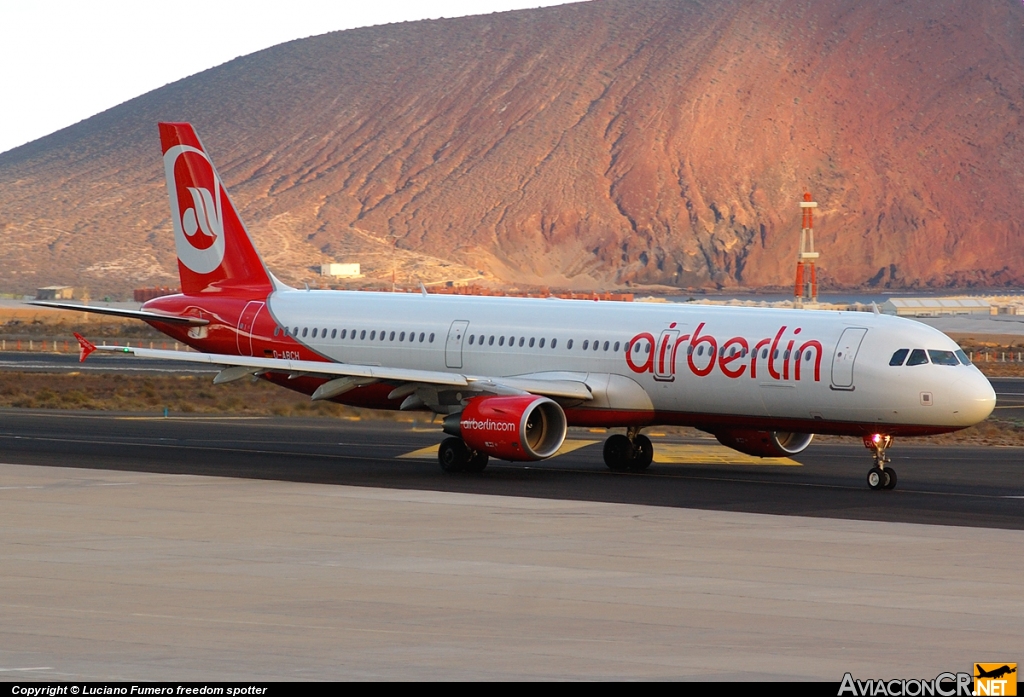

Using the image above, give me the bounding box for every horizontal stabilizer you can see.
[31,301,209,326]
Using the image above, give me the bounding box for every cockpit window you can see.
[906,349,929,366]
[955,349,971,365]
[928,350,960,366]
[889,349,909,366]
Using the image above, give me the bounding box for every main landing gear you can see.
[603,427,654,473]
[863,433,897,491]
[438,437,489,473]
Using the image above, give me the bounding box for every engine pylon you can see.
[794,192,819,308]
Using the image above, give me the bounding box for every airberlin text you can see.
[627,322,822,383]
[838,672,972,697]
[461,418,516,432]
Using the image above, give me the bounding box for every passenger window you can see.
[603,341,609,351]
[518,337,525,347]
[293,327,299,336]
[302,327,308,338]
[429,333,435,342]
[645,344,650,354]
[567,339,573,349]
[889,349,909,366]
[539,338,545,348]
[928,350,959,366]
[551,338,558,348]
[906,349,929,366]
[400,332,406,341]
[273,327,280,337]
[529,337,535,348]
[419,333,425,342]
[614,341,620,352]
[499,336,505,346]
[469,335,475,345]
[583,340,589,350]
[955,349,971,365]
[331,329,337,339]
[593,340,599,351]
[389,331,395,341]
[761,348,768,359]
[370,331,376,340]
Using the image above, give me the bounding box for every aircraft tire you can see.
[883,466,897,490]
[603,434,634,472]
[630,434,654,472]
[867,467,886,490]
[464,450,489,473]
[439,437,471,473]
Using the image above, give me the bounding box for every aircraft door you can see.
[445,320,470,369]
[236,301,265,356]
[831,327,867,390]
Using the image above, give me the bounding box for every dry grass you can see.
[0,371,425,422]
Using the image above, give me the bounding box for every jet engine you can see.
[713,430,814,458]
[442,395,567,461]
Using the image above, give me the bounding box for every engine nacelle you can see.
[713,430,814,458]
[442,395,567,461]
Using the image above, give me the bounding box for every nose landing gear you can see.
[863,434,897,490]
[603,427,654,473]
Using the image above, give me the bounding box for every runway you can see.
[2,412,1022,680]
[1,410,1022,528]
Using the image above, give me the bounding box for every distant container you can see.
[134,286,179,302]
[36,286,74,300]
[321,263,361,278]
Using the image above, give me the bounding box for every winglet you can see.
[73,333,97,363]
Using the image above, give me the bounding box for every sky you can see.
[0,0,577,155]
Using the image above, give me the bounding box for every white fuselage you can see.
[263,290,996,434]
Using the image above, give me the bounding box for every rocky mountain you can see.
[1,0,1023,296]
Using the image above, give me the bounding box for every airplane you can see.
[35,122,997,490]
[976,665,1016,680]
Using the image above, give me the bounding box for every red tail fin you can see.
[159,123,273,297]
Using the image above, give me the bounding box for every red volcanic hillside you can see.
[1,0,1023,295]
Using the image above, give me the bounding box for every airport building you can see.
[880,297,994,317]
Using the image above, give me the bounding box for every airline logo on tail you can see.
[164,144,226,274]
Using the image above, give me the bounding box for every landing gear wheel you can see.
[439,437,471,473]
[630,434,654,472]
[464,450,489,473]
[883,466,897,490]
[863,434,896,491]
[603,434,634,472]
[867,467,886,491]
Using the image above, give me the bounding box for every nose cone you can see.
[953,370,996,426]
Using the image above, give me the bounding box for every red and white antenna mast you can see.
[794,192,819,308]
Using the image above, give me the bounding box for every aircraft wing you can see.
[91,343,593,401]
[31,301,209,326]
